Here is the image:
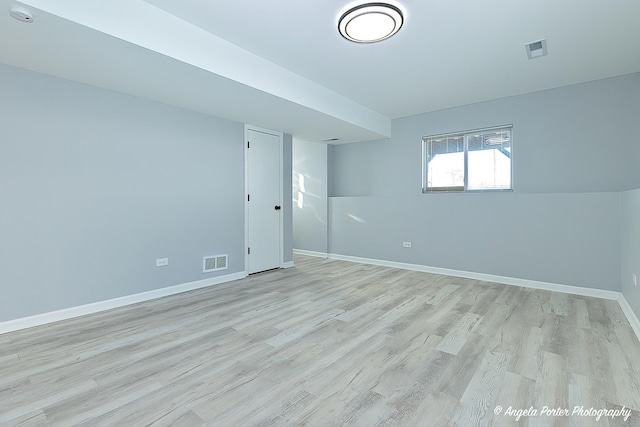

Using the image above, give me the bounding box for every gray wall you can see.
[622,188,640,319]
[0,64,247,322]
[293,138,328,253]
[328,74,640,290]
[329,193,621,290]
[331,73,640,197]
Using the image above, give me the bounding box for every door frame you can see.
[244,124,284,274]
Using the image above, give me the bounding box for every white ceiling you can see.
[2,0,640,143]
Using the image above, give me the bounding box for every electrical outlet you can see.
[403,241,412,248]
[156,258,169,267]
[634,274,637,287]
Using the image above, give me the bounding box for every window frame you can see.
[422,125,514,193]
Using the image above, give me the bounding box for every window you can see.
[423,125,512,192]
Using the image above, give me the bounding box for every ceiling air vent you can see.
[203,254,228,273]
[525,39,548,59]
[323,138,340,142]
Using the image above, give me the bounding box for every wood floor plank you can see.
[605,339,640,410]
[405,391,459,427]
[425,283,460,305]
[573,297,591,329]
[566,323,592,377]
[375,350,455,425]
[436,312,483,355]
[492,371,536,427]
[532,351,569,427]
[436,332,489,400]
[248,390,317,426]
[542,312,571,356]
[568,372,602,427]
[265,307,345,347]
[371,334,444,399]
[450,350,510,427]
[0,254,639,426]
[4,409,48,426]
[549,292,570,317]
[0,353,18,364]
[0,379,98,424]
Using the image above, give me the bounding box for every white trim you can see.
[327,253,620,300]
[293,249,329,258]
[279,132,284,269]
[618,294,640,340]
[0,271,247,335]
[3,254,640,344]
[244,124,285,273]
[329,253,640,340]
[327,253,640,341]
[244,126,249,274]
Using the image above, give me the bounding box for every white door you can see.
[247,129,282,274]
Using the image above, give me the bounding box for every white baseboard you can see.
[293,249,328,258]
[328,253,620,300]
[4,253,640,344]
[618,294,640,340]
[327,253,640,342]
[0,271,247,335]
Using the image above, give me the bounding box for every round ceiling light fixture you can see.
[338,2,403,43]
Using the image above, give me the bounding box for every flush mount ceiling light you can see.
[338,2,403,43]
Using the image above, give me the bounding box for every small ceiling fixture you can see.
[525,39,548,59]
[338,2,403,43]
[9,6,33,23]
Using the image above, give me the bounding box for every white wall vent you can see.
[203,254,228,273]
[525,39,548,59]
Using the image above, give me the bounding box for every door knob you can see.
[274,205,281,210]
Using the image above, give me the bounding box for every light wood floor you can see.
[1,255,640,426]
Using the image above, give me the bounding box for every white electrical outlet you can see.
[403,241,412,248]
[156,258,169,267]
[634,274,637,287]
